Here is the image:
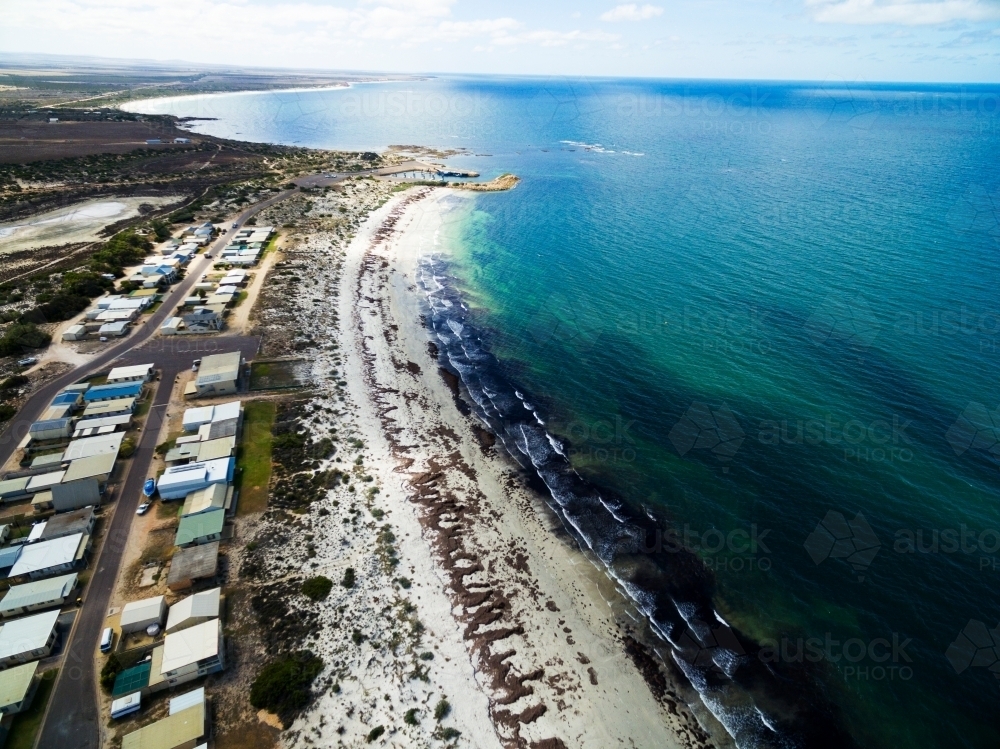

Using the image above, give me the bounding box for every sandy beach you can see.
[260,184,719,748]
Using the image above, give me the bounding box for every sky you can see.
[1,0,998,82]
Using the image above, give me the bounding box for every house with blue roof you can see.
[49,391,82,410]
[82,382,144,403]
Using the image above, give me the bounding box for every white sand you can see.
[280,186,711,748]
[0,196,181,253]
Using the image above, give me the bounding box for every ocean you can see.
[132,77,1000,748]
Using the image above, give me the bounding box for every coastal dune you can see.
[293,185,716,748]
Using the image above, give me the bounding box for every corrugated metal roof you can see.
[168,687,205,715]
[176,509,225,546]
[83,382,143,402]
[62,432,123,461]
[8,533,85,577]
[0,573,77,614]
[121,596,165,628]
[63,453,116,482]
[160,620,220,674]
[0,547,22,570]
[167,542,218,587]
[121,703,205,749]
[0,662,37,707]
[165,588,220,633]
[0,609,59,659]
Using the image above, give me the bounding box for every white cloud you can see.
[600,4,664,22]
[806,0,1000,25]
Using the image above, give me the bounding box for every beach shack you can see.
[166,543,218,591]
[120,596,167,634]
[156,458,233,501]
[165,589,221,634]
[121,702,207,749]
[8,533,89,580]
[175,509,225,547]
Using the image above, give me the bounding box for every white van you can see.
[100,627,114,653]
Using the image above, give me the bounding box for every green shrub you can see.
[0,374,29,390]
[0,323,51,357]
[366,726,385,743]
[249,651,323,719]
[341,568,355,589]
[99,654,123,693]
[119,437,137,459]
[434,699,451,721]
[439,727,461,740]
[0,404,15,422]
[404,708,419,725]
[302,576,333,601]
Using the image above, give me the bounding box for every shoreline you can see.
[118,77,422,115]
[285,185,718,747]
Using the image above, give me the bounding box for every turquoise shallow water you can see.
[134,78,1000,748]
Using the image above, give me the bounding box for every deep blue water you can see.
[132,77,1000,748]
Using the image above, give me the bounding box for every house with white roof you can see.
[165,589,221,634]
[8,533,89,580]
[156,458,234,500]
[0,610,60,667]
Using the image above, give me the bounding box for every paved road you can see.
[0,188,292,469]
[36,336,260,749]
[16,190,294,749]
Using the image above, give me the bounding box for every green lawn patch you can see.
[5,668,58,749]
[249,360,310,390]
[235,400,276,515]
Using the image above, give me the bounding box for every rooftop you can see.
[0,610,59,659]
[62,432,123,461]
[0,573,77,615]
[121,596,165,628]
[107,364,154,381]
[195,352,241,387]
[176,509,225,546]
[0,661,38,708]
[165,588,220,634]
[82,398,136,418]
[83,382,143,402]
[8,533,86,578]
[166,542,218,587]
[121,703,205,749]
[63,452,117,482]
[160,619,220,674]
[40,508,94,540]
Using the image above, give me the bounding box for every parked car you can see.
[99,336,108,342]
[16,357,37,367]
[100,627,114,653]
[232,222,239,228]
[136,502,151,516]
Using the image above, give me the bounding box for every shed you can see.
[121,703,206,749]
[175,509,225,547]
[107,364,154,384]
[168,687,205,716]
[29,453,65,470]
[27,419,73,442]
[62,324,87,341]
[166,543,218,591]
[161,317,183,335]
[8,533,88,580]
[40,507,95,541]
[50,478,101,511]
[63,453,117,484]
[165,589,220,634]
[0,662,39,715]
[99,322,131,337]
[0,610,60,666]
[121,596,167,634]
[181,407,214,432]
[193,352,241,396]
[26,471,65,492]
[0,573,78,618]
[0,479,31,504]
